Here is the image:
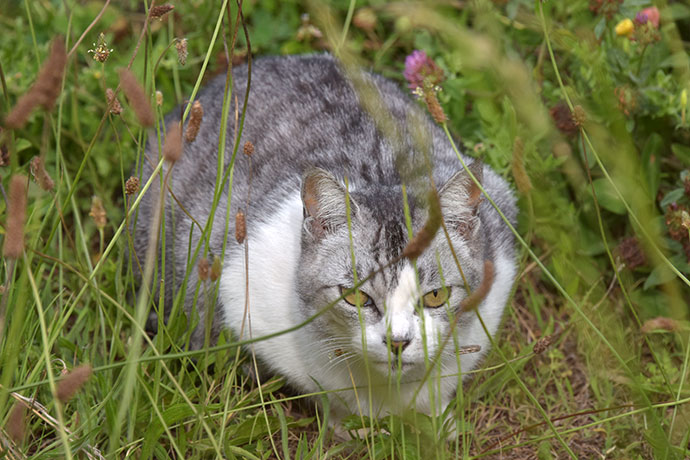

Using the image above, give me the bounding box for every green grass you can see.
[1,0,690,458]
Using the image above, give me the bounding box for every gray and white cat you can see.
[132,54,517,422]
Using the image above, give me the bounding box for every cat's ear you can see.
[438,161,483,238]
[301,168,354,237]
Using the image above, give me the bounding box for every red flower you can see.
[635,6,660,28]
[403,50,444,91]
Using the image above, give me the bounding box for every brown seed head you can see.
[89,196,107,230]
[617,236,646,270]
[423,90,447,124]
[198,257,210,281]
[511,136,532,195]
[459,260,495,312]
[572,105,587,127]
[211,255,221,281]
[549,102,577,136]
[533,335,553,354]
[118,68,155,126]
[0,128,9,166]
[7,402,27,444]
[641,317,678,333]
[185,100,203,142]
[402,188,441,260]
[33,39,67,111]
[235,209,246,244]
[175,38,188,66]
[30,156,55,191]
[3,175,27,259]
[150,4,174,20]
[243,141,254,157]
[56,364,92,403]
[5,38,67,128]
[353,8,377,31]
[162,124,183,163]
[125,176,140,195]
[105,88,123,115]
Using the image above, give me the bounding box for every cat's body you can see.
[132,54,517,421]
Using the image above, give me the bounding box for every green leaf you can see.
[644,264,676,290]
[592,178,627,215]
[141,404,197,459]
[672,143,690,165]
[15,138,32,153]
[660,188,684,208]
[594,16,606,40]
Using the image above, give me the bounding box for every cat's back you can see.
[167,54,429,200]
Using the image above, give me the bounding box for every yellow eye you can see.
[342,289,371,307]
[423,288,450,308]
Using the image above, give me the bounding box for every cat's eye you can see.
[423,288,451,308]
[341,288,372,307]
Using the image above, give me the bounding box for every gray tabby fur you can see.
[131,54,517,422]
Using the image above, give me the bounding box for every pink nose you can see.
[387,339,410,353]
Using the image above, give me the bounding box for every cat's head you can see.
[295,163,495,381]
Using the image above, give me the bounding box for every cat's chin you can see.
[368,360,419,376]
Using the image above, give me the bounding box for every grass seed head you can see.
[150,4,174,20]
[30,156,55,191]
[641,317,678,333]
[511,136,532,195]
[617,236,646,270]
[533,335,553,354]
[89,196,107,230]
[155,90,163,106]
[56,364,92,403]
[33,38,67,111]
[423,90,447,124]
[118,68,155,126]
[243,141,254,157]
[235,209,246,244]
[175,38,188,66]
[3,175,27,259]
[550,102,578,136]
[460,260,495,312]
[572,105,587,127]
[0,128,8,166]
[125,176,140,195]
[353,8,377,31]
[402,188,441,260]
[198,257,210,281]
[5,38,67,128]
[185,100,203,142]
[88,33,113,63]
[211,255,221,281]
[7,402,27,444]
[105,88,123,115]
[163,124,183,163]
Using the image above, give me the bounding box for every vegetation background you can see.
[0,0,689,458]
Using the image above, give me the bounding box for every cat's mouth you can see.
[371,360,415,371]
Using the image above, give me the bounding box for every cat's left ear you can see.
[301,168,355,237]
[438,161,483,238]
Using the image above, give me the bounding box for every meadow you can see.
[1,0,690,458]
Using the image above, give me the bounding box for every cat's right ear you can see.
[301,168,353,238]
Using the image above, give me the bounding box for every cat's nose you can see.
[386,338,410,353]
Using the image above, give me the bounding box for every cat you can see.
[131,54,517,423]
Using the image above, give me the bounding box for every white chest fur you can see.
[218,193,516,420]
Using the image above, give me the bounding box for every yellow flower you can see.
[615,18,634,37]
